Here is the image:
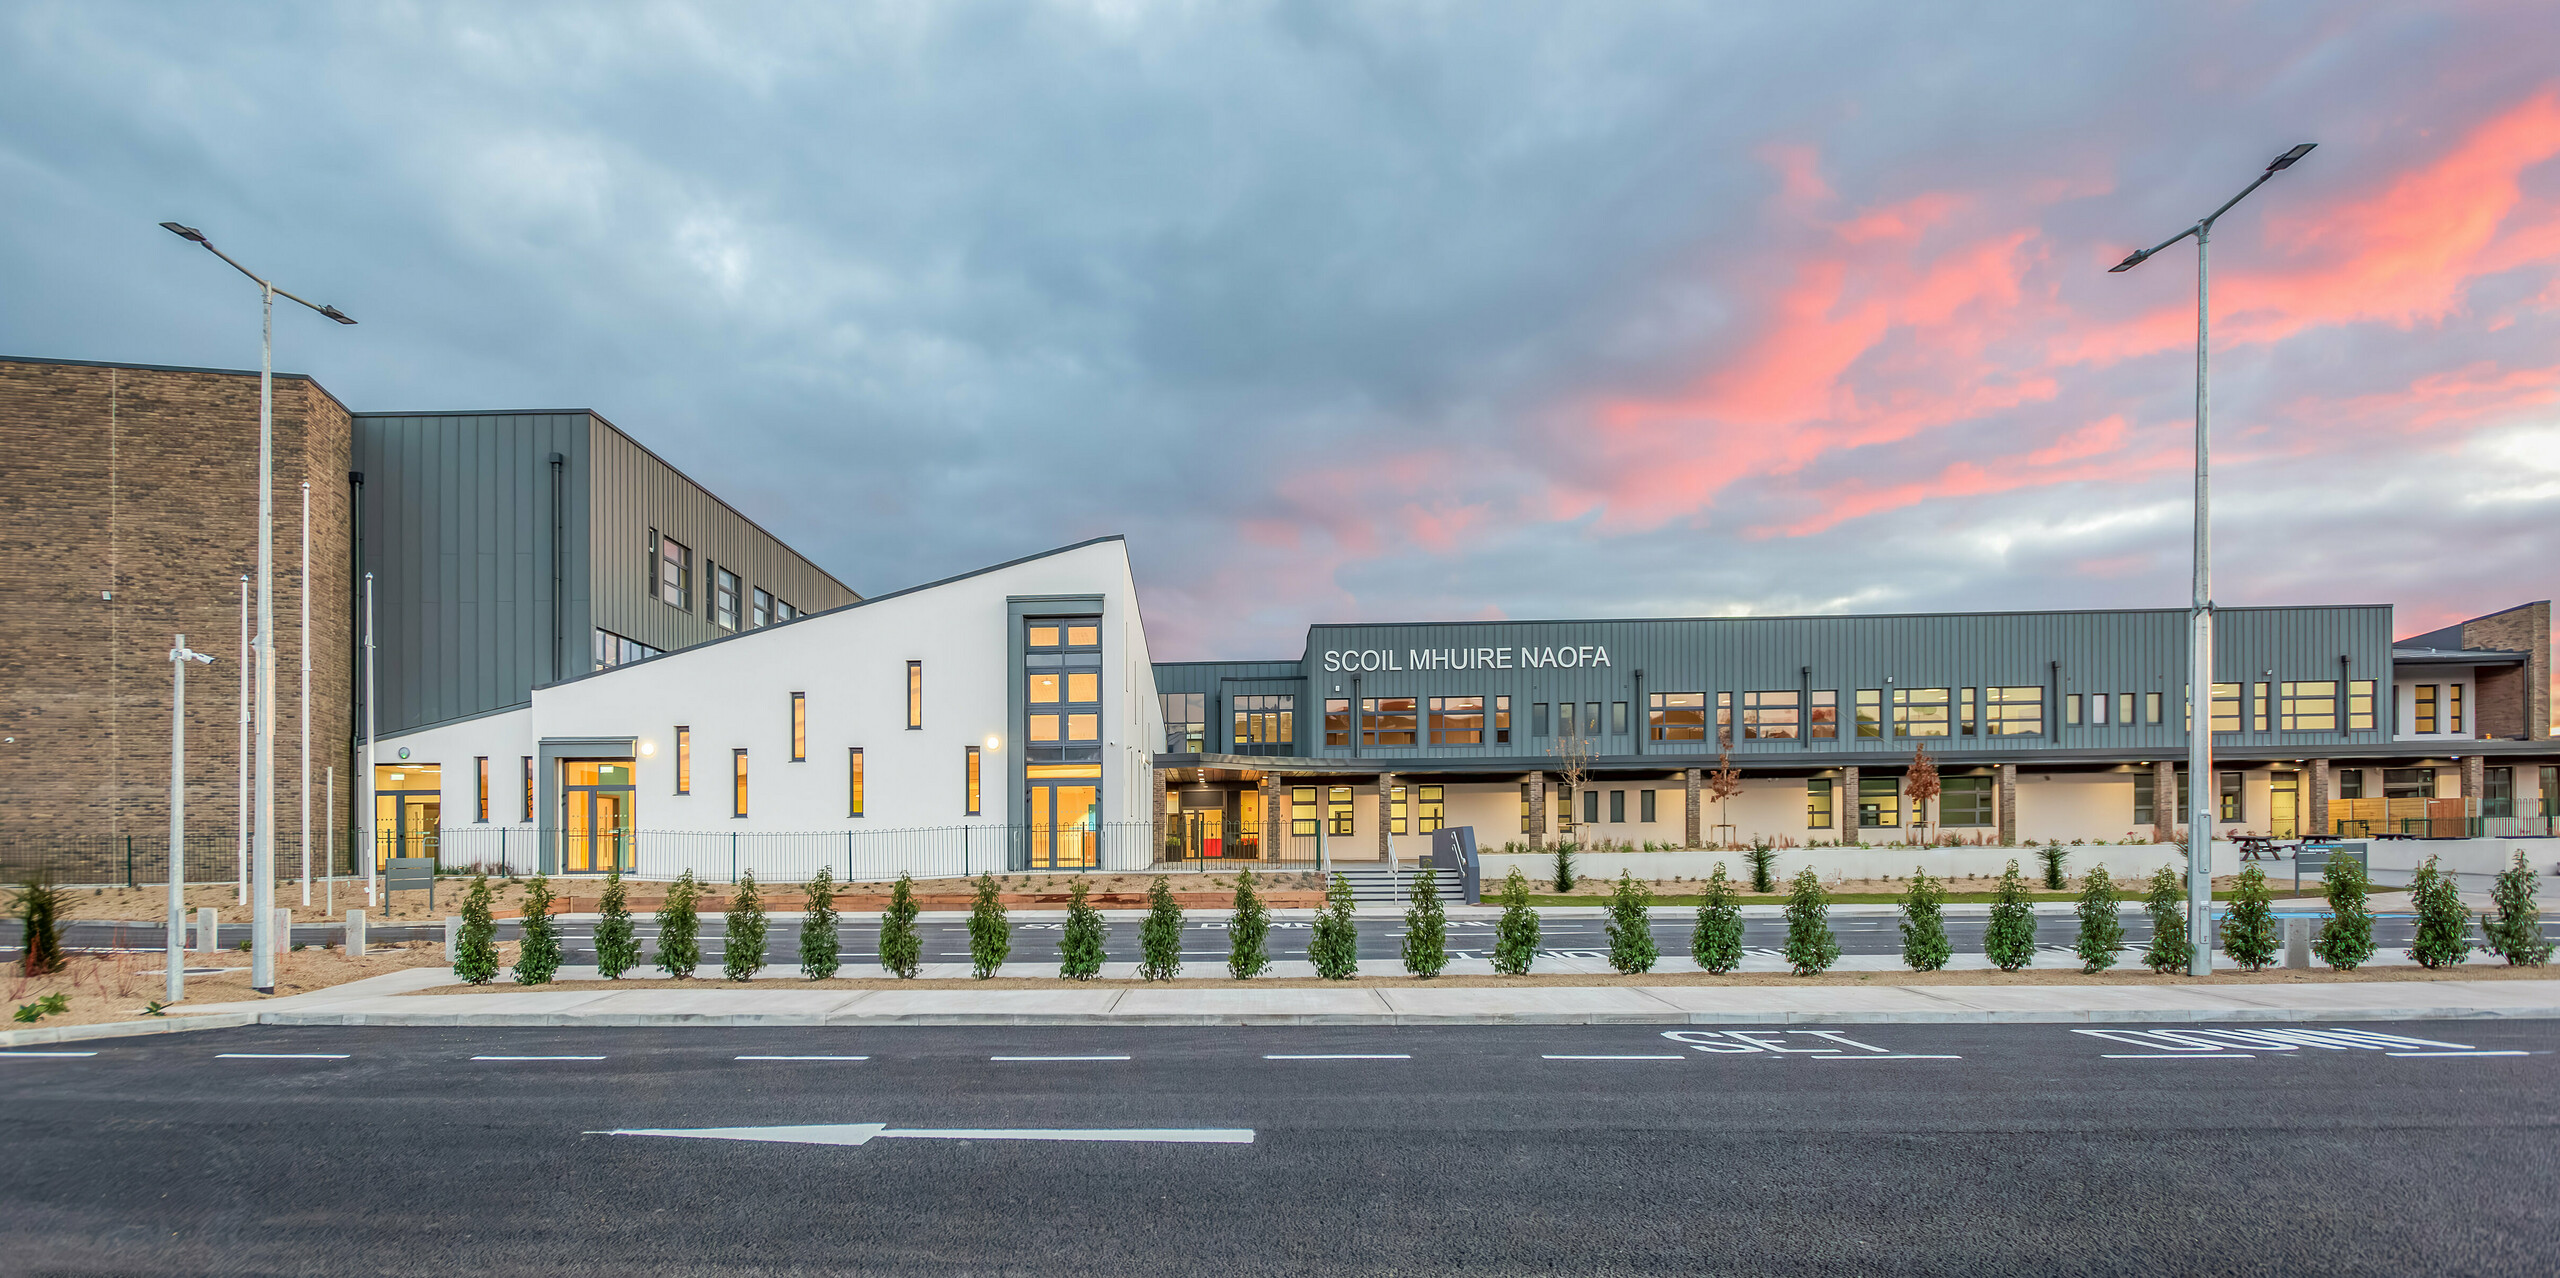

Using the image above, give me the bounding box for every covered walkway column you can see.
[2462,755,2485,815]
[2309,758,2331,837]
[1526,773,1546,850]
[1684,768,1702,847]
[1376,771,1397,864]
[2153,760,2180,844]
[1997,763,2018,845]
[1840,765,1860,844]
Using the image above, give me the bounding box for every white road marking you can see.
[2386,1050,2531,1058]
[217,1053,351,1060]
[735,1055,871,1061]
[593,1123,1253,1146]
[0,1050,97,1057]
[2102,1054,2255,1060]
[990,1055,1129,1062]
[1543,1054,1686,1060]
[1814,1054,1963,1060]
[1264,1054,1411,1060]
[473,1055,606,1061]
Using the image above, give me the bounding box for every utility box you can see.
[1427,826,1482,905]
[386,856,437,910]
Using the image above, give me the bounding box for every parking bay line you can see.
[217,1053,351,1060]
[1543,1054,1687,1061]
[1,1050,98,1058]
[2102,1054,2255,1060]
[473,1055,607,1061]
[1264,1054,1411,1060]
[2387,1050,2532,1058]
[736,1055,871,1061]
[991,1055,1131,1062]
[1814,1054,1964,1061]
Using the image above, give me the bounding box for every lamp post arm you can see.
[2200,168,2278,232]
[184,239,355,323]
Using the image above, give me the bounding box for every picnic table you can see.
[2233,835,2295,861]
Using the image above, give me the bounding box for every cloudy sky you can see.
[5,2,2556,665]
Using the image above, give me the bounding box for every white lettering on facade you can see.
[1323,643,1602,673]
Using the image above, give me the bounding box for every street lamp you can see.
[162,221,357,994]
[2106,142,2314,976]
[167,637,215,1006]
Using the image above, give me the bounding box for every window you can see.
[2279,681,2336,731]
[1389,786,1408,836]
[1809,690,1837,739]
[1161,692,1206,752]
[1327,786,1355,835]
[593,628,663,669]
[774,599,798,623]
[1858,776,1899,828]
[1428,696,1484,745]
[964,746,981,816]
[1233,695,1294,751]
[751,587,773,628]
[2414,684,2438,733]
[2217,770,2243,822]
[2383,768,2434,800]
[712,566,740,630]
[1959,687,1976,736]
[1583,788,1601,825]
[1531,701,1550,738]
[1893,688,1951,737]
[1362,697,1418,747]
[1583,702,1602,737]
[521,756,534,822]
[2252,682,2270,732]
[2117,693,2135,725]
[675,727,692,794]
[732,749,749,818]
[1417,785,1445,833]
[1610,702,1629,735]
[1293,786,1320,836]
[2337,767,2363,800]
[906,661,923,729]
[474,757,490,821]
[1608,790,1626,823]
[1650,692,1708,741]
[790,692,806,761]
[1806,778,1833,829]
[1520,782,1536,833]
[2089,692,2108,726]
[2346,680,2376,731]
[1323,699,1351,748]
[2484,766,2514,818]
[2450,684,2464,734]
[1984,687,2043,736]
[1639,789,1657,823]
[654,532,692,609]
[1743,690,1799,740]
[1941,775,1994,826]
[1856,689,1883,738]
[2145,691,2163,724]
[1717,692,1732,740]
[2132,769,2189,825]
[1556,786,1574,833]
[2187,683,2242,733]
[848,748,865,817]
[2064,694,2081,727]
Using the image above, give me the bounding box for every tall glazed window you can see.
[1025,617,1104,869]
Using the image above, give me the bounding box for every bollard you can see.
[273,908,293,955]
[2284,916,2311,969]
[196,906,221,955]
[444,916,462,963]
[345,909,366,958]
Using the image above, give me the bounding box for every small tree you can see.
[1904,744,1941,845]
[1403,869,1450,978]
[1227,868,1271,979]
[2313,852,2374,971]
[799,868,841,980]
[1059,879,1107,980]
[1782,867,1839,975]
[963,872,1010,979]
[1139,875,1184,981]
[1553,838,1579,893]
[2141,864,2192,974]
[514,874,561,985]
[876,872,922,978]
[1706,742,1745,841]
[1493,867,1539,976]
[1311,872,1360,980]
[13,878,65,977]
[2408,856,2471,969]
[1744,839,1778,894]
[2219,864,2278,972]
[2073,865,2122,974]
[655,870,700,979]
[724,872,768,982]
[1898,867,1951,972]
[2038,840,2069,891]
[593,867,639,980]
[2482,849,2553,966]
[451,874,500,984]
[1982,860,2036,971]
[1692,864,1745,973]
[1604,871,1659,973]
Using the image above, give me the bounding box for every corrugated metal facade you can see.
[1155,605,2397,766]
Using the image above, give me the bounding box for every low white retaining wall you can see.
[1477,836,2560,889]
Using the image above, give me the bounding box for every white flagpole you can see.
[300,480,312,907]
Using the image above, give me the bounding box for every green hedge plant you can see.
[1782,868,1839,976]
[1692,864,1744,974]
[967,872,1011,979]
[1746,841,1778,894]
[1493,868,1539,976]
[1311,873,1360,980]
[13,878,64,977]
[513,874,561,985]
[2038,840,2069,891]
[2221,865,2278,972]
[799,868,841,980]
[2311,852,2374,971]
[1983,860,2036,972]
[454,874,500,985]
[654,871,700,979]
[2073,865,2121,974]
[1899,867,1951,972]
[2408,856,2472,969]
[2141,864,2192,974]
[1060,879,1107,980]
[1605,870,1658,974]
[1402,870,1449,978]
[2483,849,2553,966]
[724,872,768,982]
[1139,876,1184,981]
[593,868,639,979]
[1228,869,1271,979]
[878,873,922,978]
[1553,840,1578,893]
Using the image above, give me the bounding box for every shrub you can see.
[963,872,1010,980]
[1139,876,1184,981]
[1493,868,1539,976]
[593,868,639,979]
[1402,870,1450,978]
[1605,871,1659,974]
[2309,852,2374,971]
[1227,869,1271,979]
[2408,856,2472,969]
[2482,850,2553,966]
[800,868,841,980]
[878,872,922,978]
[514,874,561,985]
[2038,841,2068,891]
[724,872,769,982]
[655,871,701,979]
[2223,864,2280,971]
[2073,865,2122,974]
[2141,864,2192,974]
[1060,879,1107,980]
[1899,867,1951,972]
[451,875,501,984]
[14,878,65,977]
[1692,864,1745,974]
[1745,840,1778,894]
[1553,840,1578,893]
[1311,873,1360,980]
[1782,868,1838,975]
[1983,860,2036,972]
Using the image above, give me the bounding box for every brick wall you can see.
[2458,601,2551,741]
[0,360,355,871]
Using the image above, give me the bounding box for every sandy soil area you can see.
[2,941,454,1029]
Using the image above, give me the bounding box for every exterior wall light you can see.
[639,740,657,756]
[985,735,1002,751]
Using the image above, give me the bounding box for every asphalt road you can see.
[1,1020,2552,1274]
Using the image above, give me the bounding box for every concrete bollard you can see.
[273,908,293,955]
[2284,916,2312,969]
[345,909,366,958]
[196,906,221,955]
[444,916,462,963]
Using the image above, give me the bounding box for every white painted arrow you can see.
[592,1124,1252,1146]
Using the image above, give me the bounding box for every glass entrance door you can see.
[2269,770,2299,838]
[562,761,636,873]
[373,764,443,870]
[1029,782,1099,869]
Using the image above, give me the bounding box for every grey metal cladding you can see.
[1188,605,2393,762]
[354,412,595,737]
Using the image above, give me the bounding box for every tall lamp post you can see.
[161,221,356,993]
[2107,142,2314,976]
[166,637,215,1006]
